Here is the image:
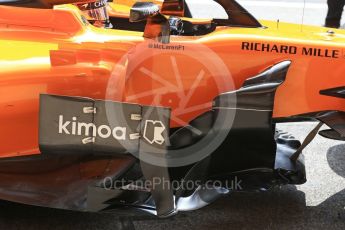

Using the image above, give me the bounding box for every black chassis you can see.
[0,60,313,217]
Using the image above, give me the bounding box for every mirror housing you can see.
[130,1,170,44]
[129,2,160,22]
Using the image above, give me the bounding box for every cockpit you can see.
[0,0,262,38]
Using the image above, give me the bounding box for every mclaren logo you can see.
[58,115,166,145]
[143,120,166,145]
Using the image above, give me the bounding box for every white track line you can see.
[186,0,326,9]
[239,0,325,9]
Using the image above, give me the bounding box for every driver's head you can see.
[75,0,112,28]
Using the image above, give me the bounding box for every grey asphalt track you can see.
[1,1,345,230]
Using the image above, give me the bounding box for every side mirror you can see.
[130,2,170,44]
[129,2,160,22]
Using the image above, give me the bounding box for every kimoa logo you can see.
[58,115,128,141]
[58,115,167,145]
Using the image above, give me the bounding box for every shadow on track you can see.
[0,144,345,230]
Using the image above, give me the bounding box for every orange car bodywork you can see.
[0,4,344,159]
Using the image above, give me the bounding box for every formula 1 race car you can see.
[0,0,344,218]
